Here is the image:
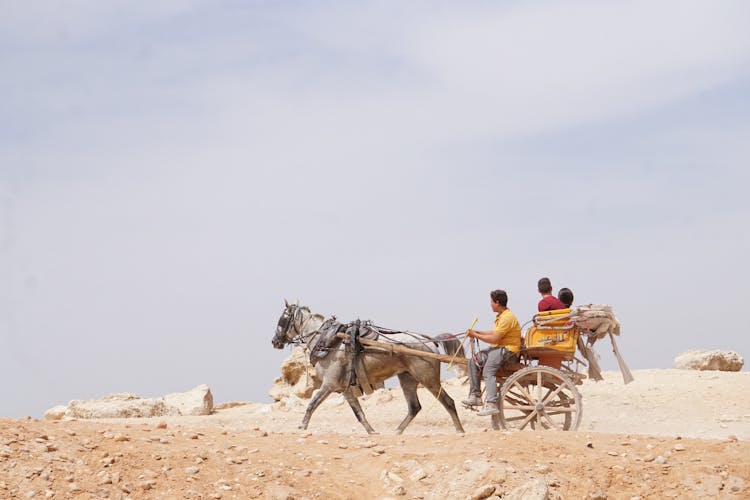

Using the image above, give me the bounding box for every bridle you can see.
[275,304,319,346]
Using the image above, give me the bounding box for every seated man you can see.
[461,289,521,416]
[558,287,574,308]
[537,277,566,311]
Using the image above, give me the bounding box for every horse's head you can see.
[272,299,303,349]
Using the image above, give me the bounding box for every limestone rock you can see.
[471,484,496,500]
[163,384,213,416]
[505,479,549,500]
[65,393,174,419]
[268,346,321,401]
[674,350,744,371]
[43,405,67,421]
[46,385,213,419]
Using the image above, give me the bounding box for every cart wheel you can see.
[498,365,582,431]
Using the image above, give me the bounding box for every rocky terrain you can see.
[1,369,749,499]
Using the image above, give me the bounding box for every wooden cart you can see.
[348,308,586,432]
[488,308,585,431]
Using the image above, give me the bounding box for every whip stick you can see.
[468,317,478,359]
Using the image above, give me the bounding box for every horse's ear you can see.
[284,298,289,307]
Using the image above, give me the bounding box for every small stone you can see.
[586,442,594,448]
[655,456,667,465]
[535,464,552,473]
[674,444,685,451]
[372,446,386,454]
[156,421,167,429]
[184,466,201,475]
[409,468,428,481]
[607,451,618,456]
[113,435,129,442]
[590,492,607,500]
[471,484,496,499]
[386,471,403,484]
[295,470,311,477]
[139,479,157,490]
[392,485,406,496]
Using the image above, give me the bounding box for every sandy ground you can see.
[1,369,748,499]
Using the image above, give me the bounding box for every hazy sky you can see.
[2,1,749,418]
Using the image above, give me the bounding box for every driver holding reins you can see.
[462,289,522,416]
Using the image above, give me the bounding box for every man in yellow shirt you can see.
[462,289,522,416]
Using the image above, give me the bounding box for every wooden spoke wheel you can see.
[493,365,582,431]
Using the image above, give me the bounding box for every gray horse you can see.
[272,301,466,434]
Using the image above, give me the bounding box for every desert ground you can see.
[1,369,748,499]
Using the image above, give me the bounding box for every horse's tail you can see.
[434,333,466,360]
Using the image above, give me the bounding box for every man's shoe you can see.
[461,395,483,408]
[477,404,500,416]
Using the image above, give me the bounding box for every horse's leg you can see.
[299,386,334,430]
[395,372,422,435]
[342,391,377,435]
[422,379,465,434]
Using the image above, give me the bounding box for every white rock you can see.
[163,384,213,416]
[504,479,549,500]
[471,484,496,500]
[374,389,394,404]
[51,385,213,419]
[65,393,174,419]
[44,405,67,421]
[409,468,428,481]
[674,350,744,371]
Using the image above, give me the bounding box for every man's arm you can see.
[467,329,502,345]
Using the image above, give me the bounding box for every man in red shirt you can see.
[537,277,566,311]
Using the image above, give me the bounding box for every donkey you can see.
[272,301,466,434]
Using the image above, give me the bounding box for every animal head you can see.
[272,299,304,348]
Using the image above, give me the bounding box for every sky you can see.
[1,0,749,418]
